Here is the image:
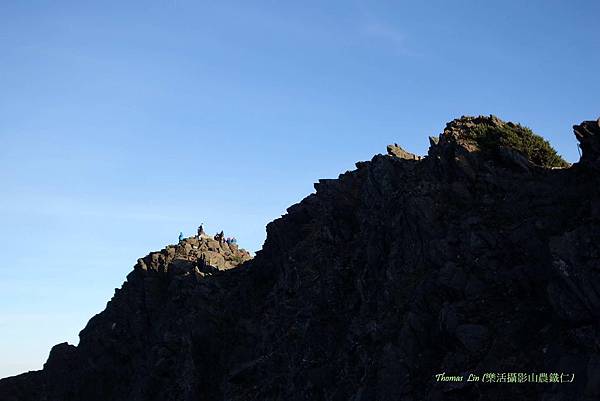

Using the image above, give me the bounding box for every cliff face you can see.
[1,116,599,401]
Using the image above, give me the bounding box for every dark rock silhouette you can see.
[1,116,599,401]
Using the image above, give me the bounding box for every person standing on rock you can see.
[178,232,184,243]
[197,224,205,238]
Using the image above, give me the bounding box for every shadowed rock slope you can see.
[1,116,599,401]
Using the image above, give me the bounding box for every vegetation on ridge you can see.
[467,123,569,168]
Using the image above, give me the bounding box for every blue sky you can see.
[1,0,599,377]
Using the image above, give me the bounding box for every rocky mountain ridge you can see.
[1,115,599,401]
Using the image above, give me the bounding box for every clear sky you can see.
[1,0,599,378]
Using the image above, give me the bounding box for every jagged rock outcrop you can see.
[386,143,421,160]
[574,118,600,170]
[1,115,599,401]
[135,235,252,275]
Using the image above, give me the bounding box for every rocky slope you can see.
[1,116,599,401]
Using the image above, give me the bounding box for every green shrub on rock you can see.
[467,123,569,168]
